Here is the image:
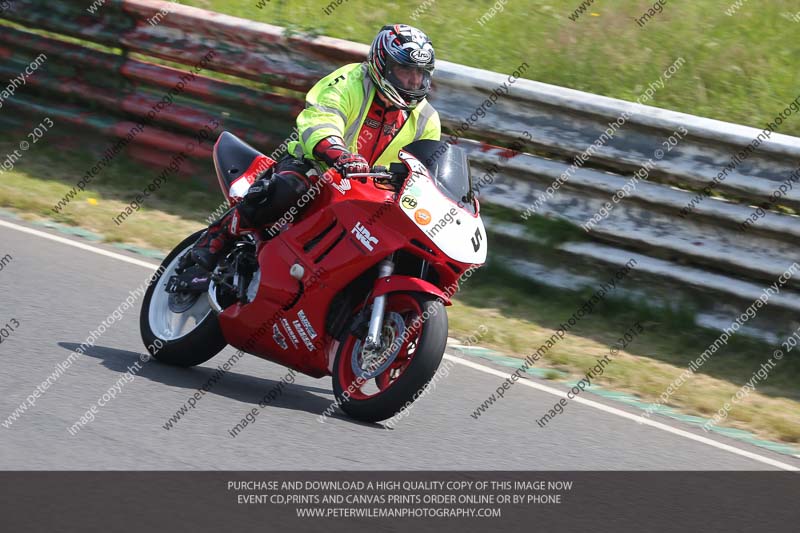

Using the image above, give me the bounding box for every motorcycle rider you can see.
[189,23,441,271]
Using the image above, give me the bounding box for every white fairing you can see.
[399,151,487,265]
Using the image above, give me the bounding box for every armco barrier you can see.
[2,0,799,337]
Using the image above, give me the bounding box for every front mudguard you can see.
[371,275,452,306]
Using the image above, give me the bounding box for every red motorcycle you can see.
[139,132,487,422]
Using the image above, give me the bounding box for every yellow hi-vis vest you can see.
[287,62,441,167]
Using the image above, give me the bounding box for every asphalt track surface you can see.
[1,217,798,471]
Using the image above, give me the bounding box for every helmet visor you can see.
[385,56,433,97]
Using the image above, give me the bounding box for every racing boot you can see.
[189,207,248,271]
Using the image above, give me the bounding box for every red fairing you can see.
[215,156,482,378]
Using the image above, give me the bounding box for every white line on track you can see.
[3,217,797,471]
[445,356,798,471]
[0,218,160,270]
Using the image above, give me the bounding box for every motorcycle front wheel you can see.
[332,292,448,423]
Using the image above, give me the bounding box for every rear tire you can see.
[139,230,227,367]
[332,293,448,423]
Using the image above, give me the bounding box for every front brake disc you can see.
[350,312,406,380]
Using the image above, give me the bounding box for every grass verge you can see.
[183,0,800,137]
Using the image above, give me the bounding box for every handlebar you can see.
[323,165,406,191]
[344,172,392,179]
[345,165,391,179]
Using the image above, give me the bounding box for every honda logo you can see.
[352,222,379,251]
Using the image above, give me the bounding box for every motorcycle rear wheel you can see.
[332,292,448,423]
[139,230,227,367]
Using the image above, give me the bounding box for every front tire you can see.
[139,230,227,367]
[332,292,448,423]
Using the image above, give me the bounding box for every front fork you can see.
[364,258,395,350]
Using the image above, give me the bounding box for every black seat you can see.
[213,131,265,188]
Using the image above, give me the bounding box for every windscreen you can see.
[402,140,476,214]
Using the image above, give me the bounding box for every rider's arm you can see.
[312,136,349,166]
[293,66,357,160]
[312,136,370,176]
